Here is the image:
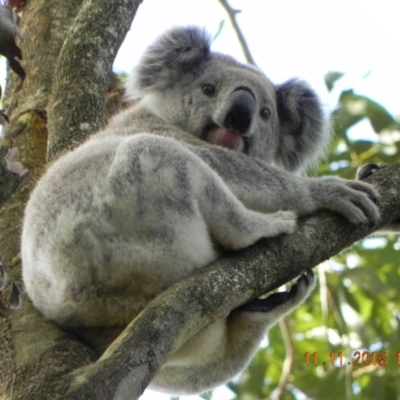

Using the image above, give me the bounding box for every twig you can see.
[218,0,256,65]
[271,318,295,400]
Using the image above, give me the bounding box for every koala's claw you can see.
[341,181,381,225]
[314,177,381,225]
[286,267,315,301]
[238,268,315,313]
[345,180,380,204]
[348,181,380,225]
[294,267,314,291]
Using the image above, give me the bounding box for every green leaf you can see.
[213,20,225,41]
[324,71,344,92]
[334,90,395,134]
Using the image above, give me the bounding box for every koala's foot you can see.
[217,209,297,251]
[265,210,297,234]
[356,163,387,181]
[238,268,315,314]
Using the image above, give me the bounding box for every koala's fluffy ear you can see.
[126,26,211,100]
[274,79,330,173]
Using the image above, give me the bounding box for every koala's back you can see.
[22,132,219,332]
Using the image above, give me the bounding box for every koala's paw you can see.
[356,163,387,181]
[266,210,297,235]
[313,177,380,225]
[238,268,315,313]
[341,180,380,224]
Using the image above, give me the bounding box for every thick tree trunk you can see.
[0,1,84,397]
[0,1,141,398]
[0,1,399,399]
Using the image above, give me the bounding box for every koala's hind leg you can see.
[151,269,315,395]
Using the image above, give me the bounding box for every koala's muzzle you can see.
[206,89,256,152]
[223,89,255,134]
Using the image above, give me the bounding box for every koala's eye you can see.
[202,84,216,97]
[260,107,271,119]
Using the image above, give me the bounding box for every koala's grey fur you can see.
[22,27,380,395]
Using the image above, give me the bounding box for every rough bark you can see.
[0,1,142,399]
[47,0,143,161]
[0,1,84,397]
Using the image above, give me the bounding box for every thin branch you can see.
[218,0,256,66]
[326,280,347,334]
[62,163,400,399]
[318,263,332,344]
[271,318,295,400]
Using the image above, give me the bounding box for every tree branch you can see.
[218,0,256,65]
[62,163,400,399]
[273,318,295,400]
[0,147,26,208]
[46,0,143,162]
[0,2,144,398]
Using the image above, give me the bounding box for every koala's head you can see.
[126,26,330,173]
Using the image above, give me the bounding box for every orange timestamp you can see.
[304,351,400,367]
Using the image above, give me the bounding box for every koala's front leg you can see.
[357,163,400,232]
[191,144,380,225]
[151,269,315,395]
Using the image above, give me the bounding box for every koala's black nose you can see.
[224,89,256,134]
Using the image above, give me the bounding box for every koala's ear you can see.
[126,26,211,100]
[274,79,330,173]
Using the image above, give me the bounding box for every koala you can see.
[356,163,400,232]
[21,26,380,395]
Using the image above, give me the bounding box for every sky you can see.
[114,0,400,125]
[1,1,399,399]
